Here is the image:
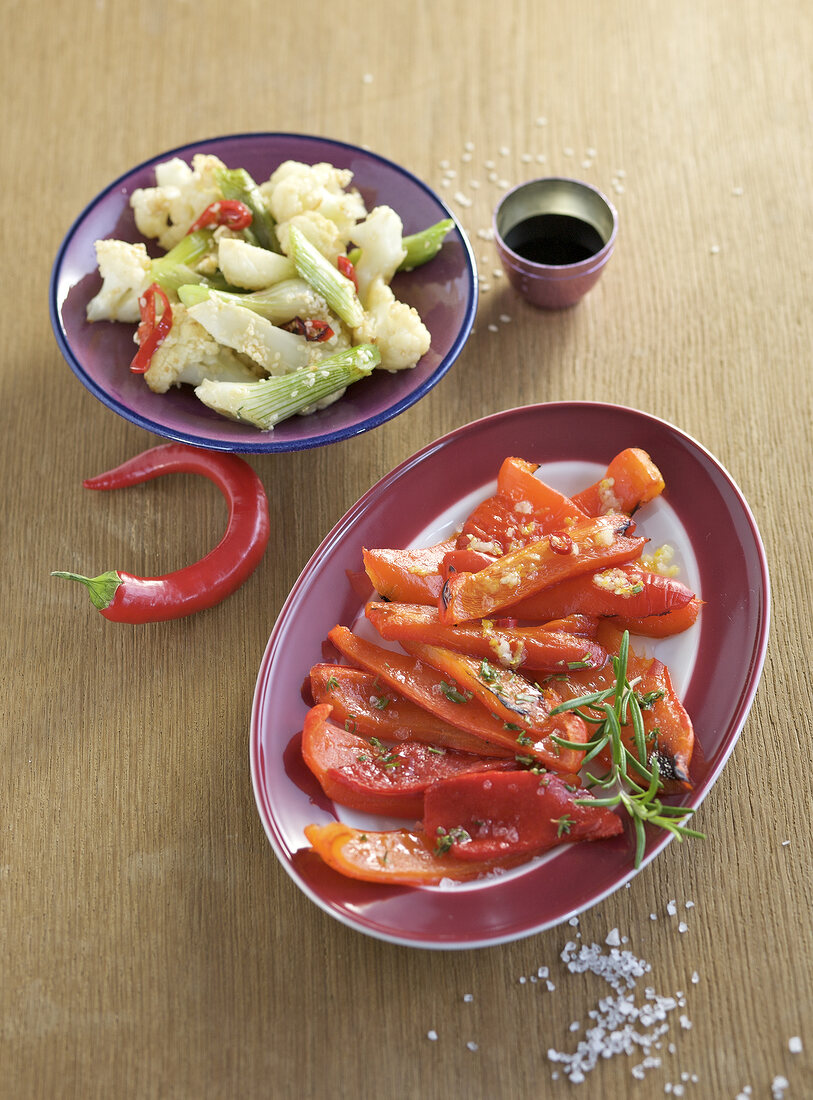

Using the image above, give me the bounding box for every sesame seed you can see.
[461,152,472,162]
[499,313,512,323]
[469,179,480,189]
[464,141,475,151]
[499,145,510,156]
[781,839,791,846]
[362,73,373,83]
[443,168,457,179]
[535,116,548,126]
[484,159,495,169]
[586,146,597,157]
[732,186,744,196]
[497,179,511,189]
[454,192,472,207]
[488,324,499,333]
[479,283,491,293]
[710,244,720,254]
[582,160,593,169]
[521,153,532,163]
[439,159,449,169]
[563,146,574,156]
[536,153,547,163]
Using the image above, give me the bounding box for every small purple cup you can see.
[493,177,617,309]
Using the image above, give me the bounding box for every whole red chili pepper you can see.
[131,283,173,374]
[52,444,270,623]
[187,199,253,234]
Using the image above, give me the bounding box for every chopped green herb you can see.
[439,681,472,704]
[554,814,574,837]
[435,825,472,855]
[371,694,390,710]
[326,675,339,691]
[515,731,533,746]
[636,689,665,709]
[479,659,499,683]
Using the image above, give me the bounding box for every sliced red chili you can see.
[131,283,173,374]
[281,316,335,342]
[51,444,270,623]
[337,255,358,290]
[187,199,253,234]
[548,532,574,555]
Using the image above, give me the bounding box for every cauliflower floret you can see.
[274,210,346,265]
[86,239,152,323]
[261,160,366,240]
[353,278,430,371]
[143,303,263,394]
[351,205,408,305]
[130,154,227,251]
[217,237,295,290]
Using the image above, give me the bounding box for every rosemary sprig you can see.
[549,630,703,868]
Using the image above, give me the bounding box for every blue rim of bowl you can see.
[49,132,479,454]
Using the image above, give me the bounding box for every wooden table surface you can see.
[3,1,811,1097]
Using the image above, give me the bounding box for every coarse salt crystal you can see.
[606,928,621,946]
[466,1041,479,1052]
[667,900,677,916]
[691,971,699,984]
[678,922,688,934]
[569,917,579,926]
[427,1029,438,1041]
[685,901,695,909]
[789,1035,803,1052]
[772,1076,789,1099]
[463,993,474,1003]
[679,1015,692,1030]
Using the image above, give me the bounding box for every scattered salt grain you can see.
[651,913,658,921]
[667,900,678,916]
[546,980,556,992]
[537,966,549,979]
[463,993,474,1003]
[679,1015,692,1030]
[771,1076,789,1099]
[570,1021,580,1032]
[518,976,527,984]
[569,917,580,927]
[487,324,499,333]
[678,922,688,934]
[782,839,791,847]
[691,971,699,985]
[735,1089,752,1099]
[606,928,621,946]
[466,1041,479,1052]
[789,1035,803,1053]
[499,313,512,323]
[685,901,695,909]
[427,1029,438,1041]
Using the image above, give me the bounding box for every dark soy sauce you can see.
[503,213,605,265]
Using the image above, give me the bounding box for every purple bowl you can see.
[493,177,617,309]
[50,133,477,453]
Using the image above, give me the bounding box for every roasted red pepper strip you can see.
[186,199,253,233]
[301,703,516,819]
[131,283,173,373]
[423,771,623,862]
[440,513,646,625]
[52,444,270,623]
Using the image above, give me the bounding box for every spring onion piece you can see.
[397,219,454,271]
[149,229,216,293]
[194,343,380,430]
[288,226,365,328]
[178,279,329,326]
[216,167,280,252]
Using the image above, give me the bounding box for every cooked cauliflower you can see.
[130,154,227,251]
[351,205,407,305]
[143,303,262,394]
[217,237,295,290]
[274,210,346,265]
[187,295,310,375]
[353,277,431,371]
[261,160,366,239]
[86,239,152,323]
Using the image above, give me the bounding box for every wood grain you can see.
[1,0,811,1096]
